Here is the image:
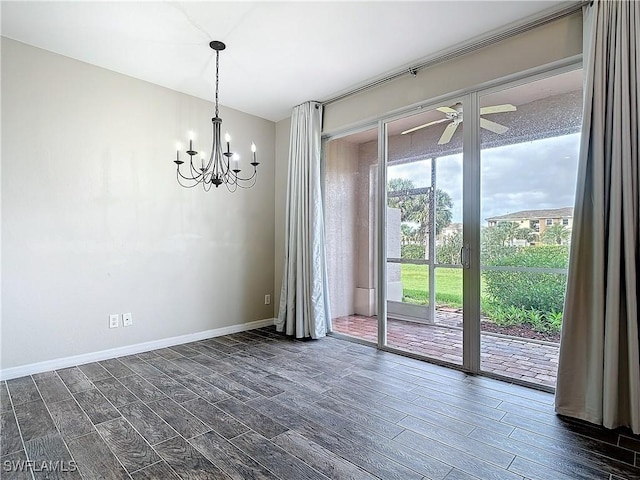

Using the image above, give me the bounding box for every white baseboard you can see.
[0,318,276,381]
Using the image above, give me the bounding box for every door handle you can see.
[460,244,470,269]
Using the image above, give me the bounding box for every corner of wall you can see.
[273,116,292,314]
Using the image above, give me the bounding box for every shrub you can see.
[401,244,425,259]
[483,245,569,314]
[505,305,527,325]
[525,309,547,332]
[482,302,511,326]
[546,310,563,332]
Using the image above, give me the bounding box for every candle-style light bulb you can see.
[232,153,240,172]
[188,131,195,140]
[251,142,257,163]
[224,132,231,154]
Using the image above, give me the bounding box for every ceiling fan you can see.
[401,102,517,144]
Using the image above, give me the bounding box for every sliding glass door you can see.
[478,69,582,387]
[383,105,464,365]
[326,64,582,389]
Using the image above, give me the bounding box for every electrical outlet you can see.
[123,312,133,327]
[264,294,271,305]
[109,314,119,328]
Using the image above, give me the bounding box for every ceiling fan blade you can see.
[480,118,509,134]
[401,118,449,135]
[438,122,459,144]
[437,106,457,114]
[480,104,516,115]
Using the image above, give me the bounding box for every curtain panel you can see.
[555,0,639,433]
[276,102,331,339]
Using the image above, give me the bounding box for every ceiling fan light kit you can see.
[174,41,259,192]
[401,102,517,144]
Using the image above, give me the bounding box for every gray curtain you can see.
[276,101,331,339]
[555,0,639,433]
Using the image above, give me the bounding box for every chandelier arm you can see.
[201,168,212,187]
[224,169,256,189]
[187,154,201,179]
[176,169,203,188]
[236,175,258,189]
[205,149,215,174]
[212,151,222,183]
[177,160,206,186]
[205,118,218,174]
[224,181,238,193]
[229,168,258,183]
[226,176,256,190]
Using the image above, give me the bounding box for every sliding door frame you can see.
[462,92,482,373]
[325,56,583,388]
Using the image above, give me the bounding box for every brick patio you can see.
[332,312,559,388]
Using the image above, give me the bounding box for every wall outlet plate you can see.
[109,314,119,328]
[264,294,271,305]
[123,313,133,327]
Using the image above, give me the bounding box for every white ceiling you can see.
[1,1,572,122]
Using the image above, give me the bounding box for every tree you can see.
[514,227,535,244]
[400,224,418,245]
[388,178,419,224]
[387,178,453,244]
[540,224,571,245]
[482,222,521,248]
[436,231,463,264]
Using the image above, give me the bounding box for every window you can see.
[562,218,569,226]
[546,219,553,226]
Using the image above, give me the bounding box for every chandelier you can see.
[174,41,259,192]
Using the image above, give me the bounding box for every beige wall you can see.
[323,13,583,133]
[1,38,276,370]
[324,139,359,317]
[273,13,583,306]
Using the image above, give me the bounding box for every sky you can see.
[388,133,581,225]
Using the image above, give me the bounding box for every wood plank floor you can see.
[1,327,639,480]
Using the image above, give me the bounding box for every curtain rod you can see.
[321,1,587,107]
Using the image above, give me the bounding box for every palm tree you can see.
[491,221,520,246]
[400,224,418,245]
[540,224,571,245]
[514,227,535,244]
[387,178,453,240]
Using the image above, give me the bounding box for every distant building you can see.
[435,222,462,247]
[486,207,573,241]
[440,222,463,238]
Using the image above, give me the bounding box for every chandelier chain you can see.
[215,50,220,118]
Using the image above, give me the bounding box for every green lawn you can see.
[401,264,464,307]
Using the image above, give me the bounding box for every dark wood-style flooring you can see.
[1,327,639,479]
